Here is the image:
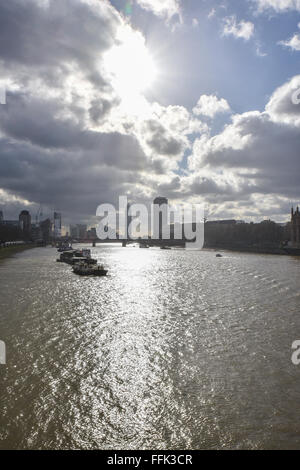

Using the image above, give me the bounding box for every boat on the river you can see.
[72,263,108,277]
[216,254,223,258]
[284,247,300,256]
[71,256,97,266]
[57,249,97,265]
[57,243,73,252]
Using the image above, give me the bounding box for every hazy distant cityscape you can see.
[1,199,299,255]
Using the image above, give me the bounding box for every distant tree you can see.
[204,220,287,248]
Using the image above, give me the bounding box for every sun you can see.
[103,27,158,99]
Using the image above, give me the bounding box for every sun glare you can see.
[103,29,157,99]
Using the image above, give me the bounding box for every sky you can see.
[0,0,299,225]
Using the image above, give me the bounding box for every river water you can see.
[0,245,300,449]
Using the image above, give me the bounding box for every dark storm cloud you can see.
[190,176,236,196]
[157,176,181,191]
[201,114,300,173]
[89,98,119,124]
[0,0,153,220]
[0,91,147,170]
[0,136,147,220]
[190,105,300,202]
[144,119,184,157]
[0,0,119,71]
[184,75,300,220]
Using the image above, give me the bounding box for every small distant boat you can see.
[57,244,73,252]
[216,254,223,258]
[57,249,97,265]
[160,246,171,250]
[284,247,300,256]
[140,244,150,249]
[73,263,108,276]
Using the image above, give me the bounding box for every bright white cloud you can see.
[279,33,300,50]
[188,76,300,216]
[223,16,254,41]
[103,24,158,98]
[278,22,300,50]
[193,95,231,118]
[135,0,181,21]
[254,0,300,12]
[208,8,216,19]
[266,74,300,124]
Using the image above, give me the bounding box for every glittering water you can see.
[0,245,300,450]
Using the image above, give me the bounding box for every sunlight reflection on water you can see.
[0,246,300,449]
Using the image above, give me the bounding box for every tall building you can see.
[90,228,97,239]
[69,224,87,239]
[77,224,87,239]
[291,206,300,248]
[153,197,168,240]
[153,197,168,207]
[126,203,132,239]
[19,210,31,239]
[54,212,62,239]
[40,218,52,243]
[70,225,79,239]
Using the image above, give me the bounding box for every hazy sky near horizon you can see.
[0,0,299,224]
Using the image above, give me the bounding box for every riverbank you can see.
[0,244,35,262]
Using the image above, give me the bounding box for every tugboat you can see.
[57,243,73,252]
[160,246,171,250]
[216,254,223,258]
[72,263,108,277]
[57,249,97,265]
[71,256,97,266]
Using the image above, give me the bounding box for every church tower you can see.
[291,207,300,248]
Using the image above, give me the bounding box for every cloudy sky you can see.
[0,0,299,225]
